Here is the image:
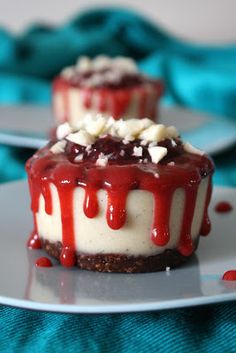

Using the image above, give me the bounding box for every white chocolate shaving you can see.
[61,55,138,86]
[183,142,205,156]
[148,146,167,164]
[139,124,167,142]
[133,146,143,157]
[56,115,180,147]
[96,153,109,167]
[66,130,95,146]
[56,122,73,140]
[74,154,84,162]
[50,140,66,154]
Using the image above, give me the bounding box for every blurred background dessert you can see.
[53,56,163,124]
[0,0,235,186]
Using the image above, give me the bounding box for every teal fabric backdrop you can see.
[0,8,236,353]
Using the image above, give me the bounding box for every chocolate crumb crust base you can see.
[41,239,198,273]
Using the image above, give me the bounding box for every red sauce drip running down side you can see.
[200,182,213,236]
[35,257,53,268]
[222,270,236,281]
[26,136,214,267]
[27,231,42,249]
[215,201,233,213]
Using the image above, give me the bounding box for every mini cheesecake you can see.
[52,56,163,125]
[26,115,214,273]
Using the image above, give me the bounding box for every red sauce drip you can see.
[215,201,233,213]
[35,257,53,267]
[222,270,236,281]
[106,190,127,230]
[151,191,172,246]
[97,89,108,112]
[177,188,197,256]
[27,212,41,249]
[139,87,147,118]
[200,182,212,236]
[83,188,99,218]
[42,183,53,215]
[27,231,42,249]
[58,187,75,251]
[52,77,163,121]
[60,246,76,267]
[82,89,93,109]
[26,136,214,266]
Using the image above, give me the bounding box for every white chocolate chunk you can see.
[116,119,144,138]
[56,122,73,140]
[93,55,112,71]
[133,146,143,157]
[166,126,179,139]
[184,142,205,156]
[66,130,95,146]
[74,154,84,162]
[60,66,75,80]
[140,124,167,142]
[85,115,107,136]
[148,146,167,164]
[112,57,138,73]
[96,153,109,167]
[76,56,92,72]
[50,140,66,154]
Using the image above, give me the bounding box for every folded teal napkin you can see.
[2,303,236,353]
[0,8,236,353]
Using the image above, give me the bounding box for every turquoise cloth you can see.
[0,7,235,185]
[0,8,236,353]
[2,303,236,353]
[0,8,236,119]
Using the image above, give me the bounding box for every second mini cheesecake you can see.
[53,56,163,125]
[26,115,214,272]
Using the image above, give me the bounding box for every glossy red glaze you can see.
[26,136,214,267]
[215,201,233,213]
[35,257,53,268]
[222,270,236,281]
[52,76,163,121]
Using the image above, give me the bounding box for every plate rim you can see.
[0,104,236,155]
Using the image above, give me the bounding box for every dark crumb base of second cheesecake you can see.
[41,239,197,273]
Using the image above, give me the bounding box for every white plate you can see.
[0,180,236,313]
[0,105,236,154]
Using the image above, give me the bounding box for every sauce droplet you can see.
[215,201,233,213]
[222,270,236,281]
[27,231,42,249]
[35,257,53,268]
[60,246,76,267]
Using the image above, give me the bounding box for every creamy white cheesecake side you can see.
[36,177,209,256]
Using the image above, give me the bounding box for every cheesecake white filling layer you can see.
[53,85,157,126]
[36,177,209,257]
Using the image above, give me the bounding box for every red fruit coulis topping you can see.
[35,257,53,268]
[222,270,236,281]
[215,201,233,213]
[26,135,214,268]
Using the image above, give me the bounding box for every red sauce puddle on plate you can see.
[35,257,53,268]
[222,270,236,281]
[215,201,233,213]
